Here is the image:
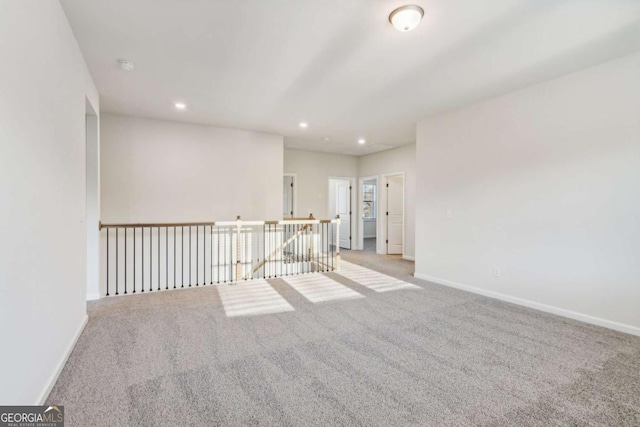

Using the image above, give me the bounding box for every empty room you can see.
[1,1,639,426]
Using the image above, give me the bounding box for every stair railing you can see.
[98,215,340,297]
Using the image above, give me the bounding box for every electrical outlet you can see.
[492,267,501,278]
[446,208,453,218]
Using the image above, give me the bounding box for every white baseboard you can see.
[37,314,88,404]
[403,255,415,261]
[86,292,100,301]
[414,273,640,337]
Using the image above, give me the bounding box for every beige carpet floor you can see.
[47,250,640,426]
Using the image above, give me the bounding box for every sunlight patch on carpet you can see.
[281,273,364,303]
[336,261,421,292]
[217,279,295,317]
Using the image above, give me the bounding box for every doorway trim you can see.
[327,176,356,250]
[283,173,297,218]
[381,171,405,258]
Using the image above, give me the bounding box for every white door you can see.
[336,181,351,249]
[283,176,294,218]
[386,175,403,254]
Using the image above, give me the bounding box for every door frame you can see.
[357,175,378,253]
[381,172,405,257]
[283,173,297,218]
[327,176,356,250]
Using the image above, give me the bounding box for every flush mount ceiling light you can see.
[389,5,424,32]
[358,138,366,145]
[118,59,135,71]
[174,102,187,110]
[299,122,308,128]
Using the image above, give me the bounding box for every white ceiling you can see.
[61,0,640,156]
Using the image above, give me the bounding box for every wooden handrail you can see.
[283,214,315,221]
[100,216,336,230]
[100,221,217,229]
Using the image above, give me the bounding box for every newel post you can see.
[235,215,242,282]
[335,215,340,271]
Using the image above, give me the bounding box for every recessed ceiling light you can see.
[299,122,308,128]
[358,138,366,145]
[389,5,424,32]
[174,102,187,110]
[118,59,135,71]
[324,137,331,141]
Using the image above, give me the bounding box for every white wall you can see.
[101,114,283,222]
[416,52,640,335]
[86,105,100,300]
[284,149,358,220]
[0,0,99,404]
[328,179,338,220]
[363,219,377,238]
[358,144,416,259]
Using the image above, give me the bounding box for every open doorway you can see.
[328,178,353,249]
[283,174,296,218]
[361,177,377,252]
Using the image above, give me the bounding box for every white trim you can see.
[86,292,100,301]
[402,255,415,261]
[101,283,210,299]
[101,276,289,299]
[414,272,640,337]
[37,315,88,404]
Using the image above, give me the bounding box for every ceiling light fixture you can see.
[358,138,366,145]
[118,59,135,71]
[389,5,424,32]
[299,122,308,128]
[174,102,187,110]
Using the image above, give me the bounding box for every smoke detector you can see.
[118,59,135,71]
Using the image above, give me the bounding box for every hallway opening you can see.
[361,177,377,253]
